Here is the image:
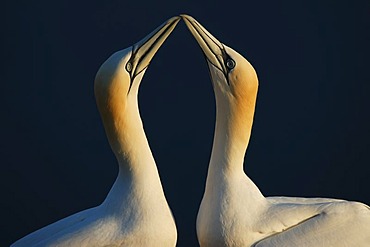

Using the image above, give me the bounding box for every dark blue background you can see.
[1,0,370,246]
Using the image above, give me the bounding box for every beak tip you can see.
[180,14,193,22]
[180,14,194,30]
[130,16,181,78]
[170,16,181,23]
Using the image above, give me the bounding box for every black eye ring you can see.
[226,59,235,70]
[126,62,132,72]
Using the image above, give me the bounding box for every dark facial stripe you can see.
[127,21,176,93]
[190,20,231,85]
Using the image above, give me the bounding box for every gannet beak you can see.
[128,16,181,79]
[181,14,228,74]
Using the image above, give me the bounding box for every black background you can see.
[2,0,370,246]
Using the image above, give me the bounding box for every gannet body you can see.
[12,17,180,247]
[182,15,370,247]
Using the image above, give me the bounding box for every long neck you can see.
[110,95,160,180]
[99,91,166,210]
[208,94,254,176]
[205,87,264,200]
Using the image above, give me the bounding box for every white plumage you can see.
[182,14,370,247]
[12,17,180,247]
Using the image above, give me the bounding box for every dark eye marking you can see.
[220,45,236,74]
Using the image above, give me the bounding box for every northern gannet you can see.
[182,14,370,247]
[12,16,180,247]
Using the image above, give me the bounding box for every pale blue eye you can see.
[126,62,132,72]
[226,59,235,69]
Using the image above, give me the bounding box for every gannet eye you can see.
[226,59,235,70]
[126,62,132,72]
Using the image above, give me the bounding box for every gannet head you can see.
[181,14,258,105]
[182,14,258,143]
[94,16,180,152]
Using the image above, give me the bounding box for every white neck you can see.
[204,79,265,203]
[207,102,249,178]
[99,82,166,211]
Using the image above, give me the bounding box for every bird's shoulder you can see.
[255,196,370,236]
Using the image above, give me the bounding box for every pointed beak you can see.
[181,14,228,74]
[128,16,180,79]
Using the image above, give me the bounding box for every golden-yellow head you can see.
[182,15,259,145]
[182,15,258,121]
[93,17,180,151]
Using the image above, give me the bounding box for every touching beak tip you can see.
[180,14,195,26]
[179,14,189,20]
[179,14,225,73]
[180,14,194,22]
